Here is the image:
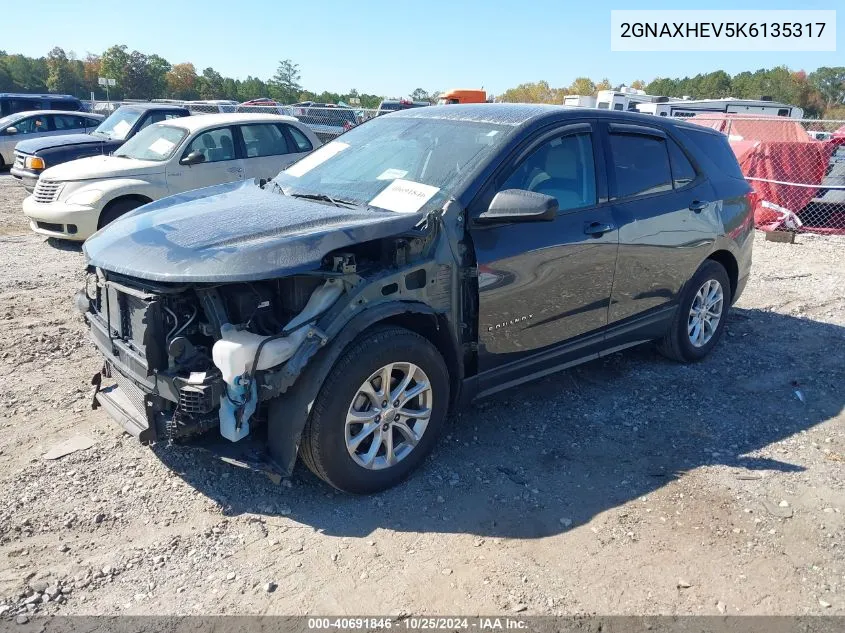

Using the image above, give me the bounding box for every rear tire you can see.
[300,326,449,494]
[97,198,145,230]
[657,259,731,363]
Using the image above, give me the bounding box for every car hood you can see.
[83,180,428,283]
[14,133,104,154]
[41,155,163,182]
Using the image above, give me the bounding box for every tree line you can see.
[2,46,843,118]
[498,68,845,118]
[0,46,426,110]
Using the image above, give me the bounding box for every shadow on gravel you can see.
[153,307,845,539]
[45,237,83,252]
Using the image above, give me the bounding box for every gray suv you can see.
[79,104,753,494]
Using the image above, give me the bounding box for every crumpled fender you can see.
[266,300,438,475]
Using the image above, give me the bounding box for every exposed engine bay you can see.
[84,269,330,441]
[79,222,458,459]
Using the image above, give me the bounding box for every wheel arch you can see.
[97,193,154,229]
[103,192,154,211]
[706,249,739,301]
[266,301,460,475]
[380,310,462,409]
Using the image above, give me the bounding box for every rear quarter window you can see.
[677,128,745,180]
[667,137,697,188]
[286,125,313,152]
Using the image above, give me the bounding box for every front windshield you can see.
[114,124,187,161]
[93,107,143,140]
[273,116,511,214]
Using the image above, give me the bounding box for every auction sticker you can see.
[148,138,175,156]
[376,167,408,180]
[284,142,349,177]
[369,179,440,213]
[112,120,131,139]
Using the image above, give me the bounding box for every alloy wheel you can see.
[687,279,724,348]
[344,362,433,470]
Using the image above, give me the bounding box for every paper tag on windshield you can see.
[369,179,440,213]
[284,142,349,177]
[376,168,408,181]
[148,138,175,156]
[112,120,131,139]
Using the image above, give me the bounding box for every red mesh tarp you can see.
[831,125,845,149]
[690,114,835,230]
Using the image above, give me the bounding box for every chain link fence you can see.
[690,115,845,235]
[84,100,382,145]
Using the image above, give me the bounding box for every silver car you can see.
[0,110,103,170]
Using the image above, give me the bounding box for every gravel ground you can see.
[0,177,843,619]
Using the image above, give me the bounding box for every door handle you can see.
[584,221,615,237]
[689,200,709,213]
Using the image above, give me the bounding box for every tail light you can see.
[343,121,354,131]
[746,189,759,212]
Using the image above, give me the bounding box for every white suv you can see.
[22,113,320,241]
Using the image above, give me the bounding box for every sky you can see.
[4,0,841,97]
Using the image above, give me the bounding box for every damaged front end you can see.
[78,206,462,474]
[81,267,347,444]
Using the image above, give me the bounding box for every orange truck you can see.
[437,89,487,105]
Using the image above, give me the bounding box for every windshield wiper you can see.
[289,192,358,209]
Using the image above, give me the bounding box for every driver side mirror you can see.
[477,189,558,223]
[5,126,17,136]
[180,150,205,166]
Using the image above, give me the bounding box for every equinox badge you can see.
[488,314,534,332]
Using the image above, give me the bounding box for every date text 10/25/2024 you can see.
[307,617,529,630]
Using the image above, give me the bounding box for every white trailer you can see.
[563,95,596,108]
[595,87,668,112]
[635,97,804,119]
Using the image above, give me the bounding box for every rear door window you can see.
[239,123,291,157]
[608,133,672,198]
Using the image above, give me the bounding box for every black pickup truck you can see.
[11,103,190,191]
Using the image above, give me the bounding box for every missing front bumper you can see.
[95,382,155,443]
[92,359,222,444]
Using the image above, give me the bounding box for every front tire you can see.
[657,259,731,363]
[300,326,450,494]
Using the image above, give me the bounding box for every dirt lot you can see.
[0,174,843,619]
